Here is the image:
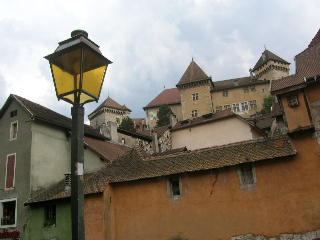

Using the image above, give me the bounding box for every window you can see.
[192,93,199,101]
[121,138,125,144]
[287,95,299,107]
[223,90,228,97]
[10,110,17,118]
[250,85,256,92]
[5,154,16,189]
[116,118,120,124]
[224,105,231,110]
[238,165,256,190]
[249,100,257,110]
[9,121,18,141]
[168,176,181,198]
[0,199,17,227]
[232,103,240,113]
[243,87,249,93]
[44,205,56,227]
[215,106,222,112]
[241,102,249,112]
[191,110,198,118]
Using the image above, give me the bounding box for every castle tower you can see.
[252,49,290,80]
[88,96,131,129]
[176,60,214,120]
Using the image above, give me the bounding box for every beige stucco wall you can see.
[212,83,270,117]
[180,84,213,120]
[90,108,130,129]
[253,60,290,80]
[30,122,105,192]
[171,117,260,150]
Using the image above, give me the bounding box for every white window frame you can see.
[191,110,198,118]
[232,103,240,113]
[9,121,18,141]
[192,93,199,101]
[241,102,249,112]
[0,198,17,228]
[5,153,16,190]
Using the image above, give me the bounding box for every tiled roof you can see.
[247,114,274,130]
[84,137,131,162]
[89,97,131,118]
[26,136,296,204]
[0,95,104,139]
[153,125,171,137]
[271,29,320,94]
[252,49,289,72]
[176,60,210,86]
[212,76,269,92]
[143,88,181,109]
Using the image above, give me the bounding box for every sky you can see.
[0,0,319,123]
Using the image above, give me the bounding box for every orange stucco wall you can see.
[84,194,105,240]
[105,133,320,240]
[281,92,312,131]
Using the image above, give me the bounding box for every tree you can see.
[157,105,172,127]
[260,95,273,114]
[119,117,135,132]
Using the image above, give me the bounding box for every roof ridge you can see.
[176,60,210,86]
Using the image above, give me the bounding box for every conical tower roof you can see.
[89,97,131,119]
[176,60,209,86]
[252,49,289,72]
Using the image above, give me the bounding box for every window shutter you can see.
[6,155,16,189]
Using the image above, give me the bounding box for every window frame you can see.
[192,93,199,101]
[238,164,257,190]
[191,110,198,118]
[287,95,299,108]
[222,90,228,97]
[0,198,17,228]
[215,106,223,112]
[5,154,16,190]
[168,176,182,199]
[232,103,240,113]
[44,204,56,227]
[241,101,249,112]
[249,100,257,110]
[9,121,18,141]
[10,110,17,118]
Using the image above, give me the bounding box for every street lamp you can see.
[45,30,112,240]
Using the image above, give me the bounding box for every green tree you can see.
[119,117,135,132]
[260,95,273,114]
[157,104,172,127]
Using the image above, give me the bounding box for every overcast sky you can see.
[0,0,319,122]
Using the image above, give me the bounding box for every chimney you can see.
[152,132,159,153]
[64,174,71,192]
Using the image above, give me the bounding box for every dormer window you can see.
[287,95,299,107]
[192,93,199,101]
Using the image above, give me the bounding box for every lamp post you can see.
[45,30,112,240]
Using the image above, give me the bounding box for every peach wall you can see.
[85,194,105,240]
[107,133,320,240]
[281,92,312,131]
[171,117,260,150]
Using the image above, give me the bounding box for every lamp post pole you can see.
[71,99,85,240]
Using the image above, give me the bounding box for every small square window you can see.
[0,199,17,227]
[169,177,181,198]
[287,95,299,107]
[10,121,18,141]
[10,110,17,118]
[44,205,56,227]
[224,105,231,110]
[192,93,199,101]
[223,90,228,97]
[191,110,198,118]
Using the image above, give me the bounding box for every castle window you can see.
[249,100,257,110]
[168,176,181,198]
[243,87,249,93]
[250,85,256,92]
[192,93,199,101]
[10,121,18,141]
[238,164,256,190]
[223,90,228,97]
[0,198,17,227]
[121,138,126,144]
[241,102,249,112]
[287,95,299,107]
[215,106,222,112]
[224,105,231,110]
[232,103,240,113]
[44,205,56,227]
[191,110,198,118]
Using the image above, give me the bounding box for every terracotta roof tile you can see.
[26,136,296,204]
[84,137,131,162]
[176,60,209,86]
[144,88,181,109]
[252,50,289,72]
